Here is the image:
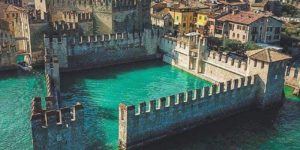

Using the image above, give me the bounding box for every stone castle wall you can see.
[119,75,259,149]
[31,97,84,150]
[202,51,247,81]
[44,29,158,71]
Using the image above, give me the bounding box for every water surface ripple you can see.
[0,60,299,150]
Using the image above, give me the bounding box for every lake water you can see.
[0,60,299,149]
[0,60,211,149]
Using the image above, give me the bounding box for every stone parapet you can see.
[119,75,259,149]
[31,97,84,150]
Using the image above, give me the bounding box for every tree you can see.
[282,4,298,17]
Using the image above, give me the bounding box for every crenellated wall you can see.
[31,97,84,150]
[119,75,260,149]
[203,51,247,81]
[44,29,159,71]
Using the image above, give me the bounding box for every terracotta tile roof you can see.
[246,48,291,62]
[151,9,170,19]
[152,3,167,10]
[0,2,26,19]
[218,11,271,25]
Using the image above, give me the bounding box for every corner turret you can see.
[246,48,291,107]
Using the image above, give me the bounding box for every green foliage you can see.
[208,37,261,52]
[282,4,298,17]
[245,41,261,50]
[222,39,243,52]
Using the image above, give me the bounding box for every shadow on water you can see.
[136,100,300,150]
[61,60,167,81]
[60,77,115,150]
[0,69,32,80]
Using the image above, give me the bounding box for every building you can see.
[1,0,28,8]
[151,9,174,32]
[195,10,209,27]
[0,19,17,70]
[0,3,31,54]
[27,0,47,20]
[215,10,282,43]
[207,9,230,37]
[169,5,196,34]
[250,0,282,16]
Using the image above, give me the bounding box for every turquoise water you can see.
[0,60,300,149]
[0,61,211,149]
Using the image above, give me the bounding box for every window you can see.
[275,27,280,34]
[267,35,272,41]
[242,26,246,30]
[274,35,280,40]
[237,25,241,30]
[183,16,186,21]
[176,16,179,20]
[183,23,186,27]
[267,27,273,32]
[237,34,239,38]
[243,35,246,40]
[229,24,234,30]
[199,16,202,20]
[252,27,257,33]
[204,17,207,21]
[232,33,235,38]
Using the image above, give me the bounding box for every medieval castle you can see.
[21,0,299,149]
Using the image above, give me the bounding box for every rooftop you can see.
[246,48,291,62]
[151,8,170,19]
[218,11,272,25]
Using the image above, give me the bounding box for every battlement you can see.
[31,96,84,150]
[119,75,260,149]
[50,21,78,32]
[121,75,257,117]
[31,97,83,127]
[207,51,248,71]
[45,32,142,45]
[46,0,140,11]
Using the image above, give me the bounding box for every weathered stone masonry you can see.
[44,29,160,71]
[31,97,84,150]
[31,54,84,150]
[119,34,291,149]
[119,75,259,149]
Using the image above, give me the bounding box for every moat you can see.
[0,60,300,149]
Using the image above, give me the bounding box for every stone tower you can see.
[93,0,151,34]
[246,48,291,107]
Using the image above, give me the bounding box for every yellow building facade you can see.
[170,7,194,34]
[196,12,208,27]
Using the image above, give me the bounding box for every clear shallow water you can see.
[0,60,299,150]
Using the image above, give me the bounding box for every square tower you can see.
[246,48,291,107]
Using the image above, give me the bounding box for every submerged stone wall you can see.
[119,75,260,149]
